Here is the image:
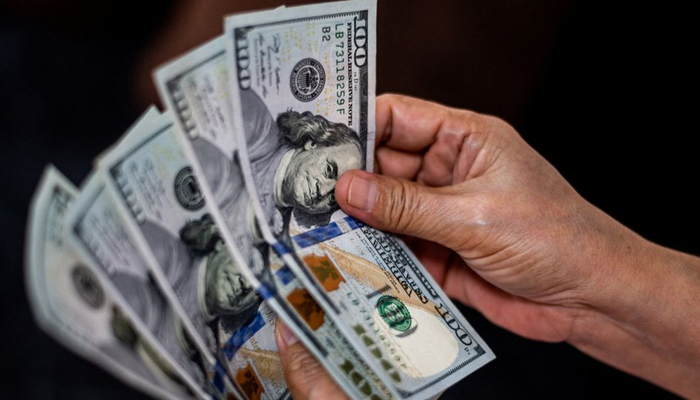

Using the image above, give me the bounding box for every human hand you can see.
[336,94,625,343]
[275,320,349,400]
[280,94,700,399]
[275,94,606,399]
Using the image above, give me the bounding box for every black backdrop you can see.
[1,1,695,398]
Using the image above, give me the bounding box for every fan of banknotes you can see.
[25,1,494,399]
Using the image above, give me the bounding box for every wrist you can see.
[567,211,700,397]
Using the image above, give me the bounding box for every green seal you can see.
[376,295,412,332]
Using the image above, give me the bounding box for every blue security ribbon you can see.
[256,283,276,300]
[275,265,295,285]
[212,361,227,393]
[272,242,290,255]
[344,216,364,230]
[222,312,266,359]
[292,216,364,248]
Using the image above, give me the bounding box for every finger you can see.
[442,261,482,308]
[335,170,479,250]
[275,321,348,400]
[417,131,471,186]
[376,93,484,154]
[376,147,423,180]
[453,267,574,342]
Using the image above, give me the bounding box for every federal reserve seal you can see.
[290,58,326,102]
[376,295,412,332]
[174,166,205,211]
[71,264,104,309]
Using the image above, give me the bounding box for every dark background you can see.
[1,1,696,398]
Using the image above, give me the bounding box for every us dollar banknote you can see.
[26,166,196,400]
[98,109,292,400]
[154,35,399,400]
[225,1,495,398]
[71,109,240,400]
[68,171,227,400]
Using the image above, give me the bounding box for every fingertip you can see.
[274,319,286,354]
[275,320,298,357]
[335,170,354,208]
[336,169,375,210]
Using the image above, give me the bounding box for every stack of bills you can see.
[25,1,494,399]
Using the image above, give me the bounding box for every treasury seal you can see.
[174,166,205,211]
[376,295,412,332]
[290,58,326,102]
[71,264,104,309]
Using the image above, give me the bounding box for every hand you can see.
[337,94,609,343]
[333,94,700,398]
[275,320,349,400]
[279,94,700,399]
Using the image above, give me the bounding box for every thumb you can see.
[336,170,466,247]
[275,321,348,400]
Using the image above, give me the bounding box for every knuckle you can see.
[381,92,405,103]
[378,179,426,234]
[455,107,479,122]
[484,114,520,139]
[445,190,494,251]
[286,345,321,375]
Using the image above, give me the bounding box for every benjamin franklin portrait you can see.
[239,89,364,236]
[139,211,263,367]
[179,213,263,335]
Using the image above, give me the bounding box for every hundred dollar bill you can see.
[98,110,289,400]
[225,1,495,398]
[68,171,222,400]
[72,107,237,399]
[26,166,195,400]
[154,35,398,400]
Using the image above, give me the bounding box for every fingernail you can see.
[348,175,377,211]
[278,322,299,347]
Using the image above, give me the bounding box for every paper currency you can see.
[26,166,195,400]
[155,34,398,400]
[98,110,289,400]
[71,107,236,399]
[24,2,495,399]
[68,171,219,400]
[225,1,495,398]
[71,105,229,399]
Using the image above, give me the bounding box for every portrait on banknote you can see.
[177,213,263,333]
[238,89,363,237]
[188,137,273,279]
[155,36,396,400]
[225,4,496,396]
[100,112,290,399]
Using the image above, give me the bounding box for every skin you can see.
[282,141,362,214]
[204,241,258,316]
[276,94,700,400]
